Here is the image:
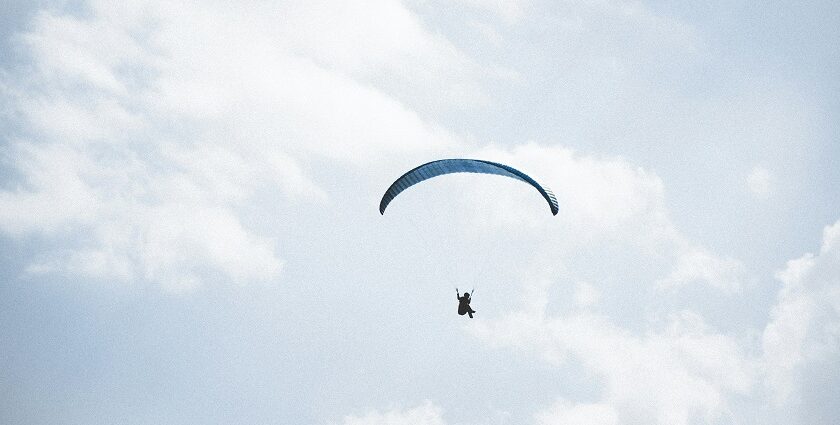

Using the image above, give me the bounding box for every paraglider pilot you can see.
[456,288,476,318]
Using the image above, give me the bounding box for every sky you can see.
[0,0,838,424]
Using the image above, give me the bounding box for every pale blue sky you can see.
[1,1,838,424]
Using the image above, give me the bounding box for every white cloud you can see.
[574,281,601,308]
[449,144,764,424]
[762,219,840,404]
[747,166,773,198]
[457,0,527,24]
[272,0,488,115]
[459,144,671,238]
[466,144,745,293]
[472,293,754,424]
[0,142,100,235]
[656,246,745,294]
[0,0,462,290]
[339,401,447,425]
[535,400,618,425]
[468,211,840,424]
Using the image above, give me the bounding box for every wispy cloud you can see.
[747,166,773,199]
[338,401,447,425]
[469,216,840,424]
[763,219,840,404]
[0,0,461,290]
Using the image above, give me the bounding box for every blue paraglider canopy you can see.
[379,159,559,215]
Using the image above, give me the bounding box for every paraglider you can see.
[456,288,476,318]
[378,159,559,216]
[379,158,557,318]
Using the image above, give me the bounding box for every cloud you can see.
[338,401,447,425]
[0,142,101,235]
[454,144,670,237]
[656,246,745,294]
[472,289,754,424]
[465,143,746,293]
[535,400,618,425]
[333,137,761,423]
[457,0,527,24]
[762,219,840,404]
[272,0,489,116]
[462,165,839,424]
[0,0,462,290]
[449,144,766,424]
[574,281,601,308]
[747,166,773,199]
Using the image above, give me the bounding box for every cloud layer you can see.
[471,218,840,424]
[0,1,836,424]
[1,0,461,290]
